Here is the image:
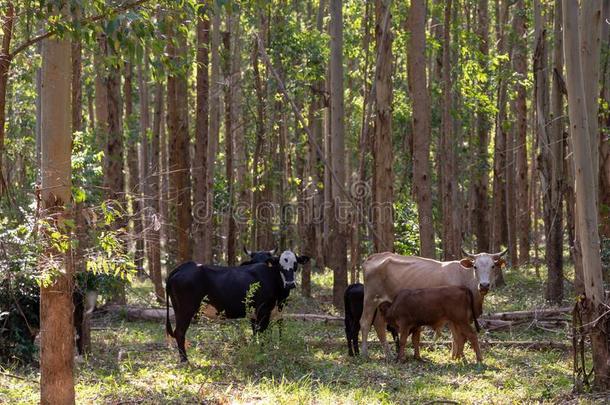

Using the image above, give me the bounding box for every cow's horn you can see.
[243,246,252,257]
[461,248,475,259]
[268,247,277,255]
[493,248,509,259]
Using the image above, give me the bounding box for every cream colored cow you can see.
[360,249,507,358]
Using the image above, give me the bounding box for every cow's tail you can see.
[467,288,481,333]
[165,283,174,338]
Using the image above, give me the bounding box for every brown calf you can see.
[378,285,482,363]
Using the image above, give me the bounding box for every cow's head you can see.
[241,247,277,265]
[459,248,508,295]
[267,250,310,289]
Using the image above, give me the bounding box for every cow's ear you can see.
[495,258,506,268]
[297,255,310,264]
[460,258,474,268]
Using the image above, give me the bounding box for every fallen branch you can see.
[306,339,570,351]
[481,307,571,321]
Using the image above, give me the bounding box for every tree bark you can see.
[40,4,75,401]
[222,25,236,266]
[514,0,530,265]
[563,0,609,389]
[0,1,13,198]
[539,0,564,304]
[193,2,212,264]
[208,4,221,259]
[601,0,610,240]
[373,0,394,253]
[329,0,348,309]
[408,0,435,258]
[167,21,192,264]
[473,0,490,252]
[149,82,164,301]
[440,0,459,260]
[124,61,144,273]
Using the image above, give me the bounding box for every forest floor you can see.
[2,264,607,404]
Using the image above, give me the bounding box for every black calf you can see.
[344,283,398,356]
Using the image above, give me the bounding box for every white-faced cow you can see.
[165,250,309,362]
[360,249,507,358]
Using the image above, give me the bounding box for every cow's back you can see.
[363,253,467,302]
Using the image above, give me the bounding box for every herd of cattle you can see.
[165,247,508,363]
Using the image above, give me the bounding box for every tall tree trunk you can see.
[474,0,490,252]
[124,61,144,273]
[372,0,394,253]
[40,5,75,401]
[94,33,108,150]
[440,0,458,260]
[149,82,164,301]
[167,22,192,264]
[329,0,348,309]
[208,4,221,259]
[563,0,608,389]
[223,26,236,266]
[194,3,212,264]
[601,0,610,240]
[540,0,564,304]
[0,1,13,198]
[513,0,530,265]
[408,0,435,258]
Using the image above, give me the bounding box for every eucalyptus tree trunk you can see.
[408,0,435,258]
[540,0,564,304]
[194,2,212,264]
[563,0,608,389]
[167,22,192,264]
[124,61,144,273]
[149,82,164,300]
[513,0,530,265]
[0,1,13,198]
[372,0,394,253]
[40,5,75,401]
[222,24,236,266]
[601,0,610,240]
[440,0,458,260]
[94,32,108,150]
[329,0,348,309]
[474,0,490,252]
[208,4,221,259]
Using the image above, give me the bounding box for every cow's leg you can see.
[373,310,392,359]
[359,301,377,357]
[411,327,422,360]
[397,325,409,362]
[448,322,464,359]
[173,306,198,363]
[460,324,483,363]
[389,326,399,354]
[345,322,355,356]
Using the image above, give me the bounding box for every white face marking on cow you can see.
[280,251,297,270]
[473,254,494,289]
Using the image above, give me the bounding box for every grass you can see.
[0,265,591,404]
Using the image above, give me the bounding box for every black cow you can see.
[344,283,399,356]
[165,250,309,362]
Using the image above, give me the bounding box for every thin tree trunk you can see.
[329,0,348,309]
[208,5,221,259]
[149,82,164,300]
[167,22,192,264]
[373,0,394,253]
[124,61,144,273]
[474,0,490,252]
[440,0,458,260]
[514,0,530,265]
[0,1,13,198]
[194,2,211,264]
[40,5,75,401]
[222,25,236,266]
[601,0,610,240]
[541,0,564,304]
[563,0,608,389]
[408,0,435,258]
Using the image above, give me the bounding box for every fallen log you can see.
[100,304,174,322]
[481,307,571,321]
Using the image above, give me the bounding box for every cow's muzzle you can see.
[285,281,296,289]
[479,283,490,295]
